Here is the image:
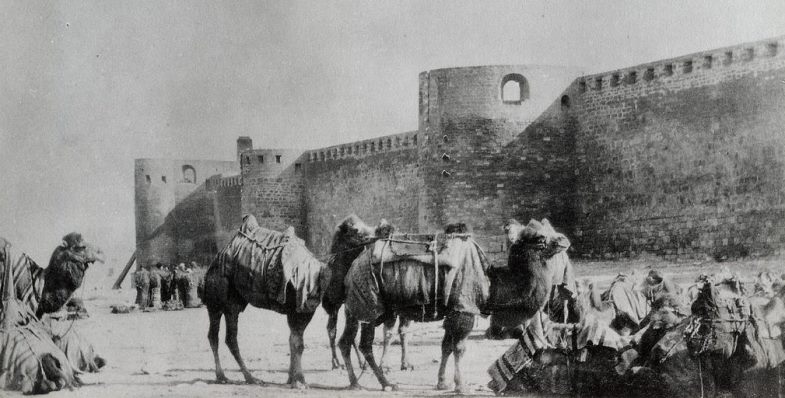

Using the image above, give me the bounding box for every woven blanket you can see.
[216,216,329,313]
[0,238,44,315]
[604,274,649,327]
[0,323,79,394]
[345,236,489,322]
[41,312,104,373]
[488,311,628,394]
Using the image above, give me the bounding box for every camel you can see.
[625,294,717,398]
[629,276,785,398]
[338,222,494,393]
[488,277,636,396]
[322,215,389,368]
[322,215,417,372]
[36,232,104,319]
[0,236,80,394]
[485,219,566,339]
[202,215,330,388]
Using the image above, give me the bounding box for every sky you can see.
[1,0,784,265]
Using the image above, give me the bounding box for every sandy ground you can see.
[2,257,783,398]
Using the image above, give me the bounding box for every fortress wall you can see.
[418,66,580,247]
[134,158,238,267]
[239,148,308,239]
[570,37,785,259]
[304,133,422,255]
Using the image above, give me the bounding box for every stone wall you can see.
[136,35,785,264]
[418,65,580,244]
[570,37,785,259]
[239,148,308,239]
[303,132,422,255]
[134,158,238,267]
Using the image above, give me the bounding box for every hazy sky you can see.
[1,0,784,263]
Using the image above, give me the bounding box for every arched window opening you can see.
[182,165,196,184]
[501,74,529,104]
[561,95,571,111]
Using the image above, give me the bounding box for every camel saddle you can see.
[367,233,466,266]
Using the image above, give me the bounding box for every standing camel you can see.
[202,215,330,388]
[338,222,493,393]
[322,215,416,371]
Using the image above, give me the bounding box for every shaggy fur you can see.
[338,222,488,393]
[486,219,552,336]
[202,215,328,388]
[323,215,392,369]
[36,233,103,319]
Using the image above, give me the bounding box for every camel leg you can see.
[326,308,342,369]
[380,313,396,372]
[286,311,314,389]
[207,307,229,383]
[224,308,264,385]
[338,312,362,389]
[436,328,453,390]
[451,315,474,395]
[398,316,414,371]
[359,322,397,391]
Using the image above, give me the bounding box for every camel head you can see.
[648,294,689,330]
[548,283,588,324]
[374,218,395,239]
[330,214,378,254]
[504,219,548,248]
[56,232,104,267]
[503,219,523,245]
[444,222,468,234]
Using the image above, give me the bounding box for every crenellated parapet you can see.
[306,131,419,163]
[576,36,784,95]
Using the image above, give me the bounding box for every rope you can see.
[431,234,438,318]
[698,357,705,398]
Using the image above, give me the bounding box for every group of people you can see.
[133,261,204,310]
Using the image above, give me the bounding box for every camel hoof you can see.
[436,382,450,391]
[346,383,364,391]
[216,375,230,384]
[401,363,414,371]
[290,381,308,390]
[245,376,265,386]
[383,384,399,392]
[455,385,471,395]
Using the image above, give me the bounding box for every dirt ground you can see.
[3,257,783,398]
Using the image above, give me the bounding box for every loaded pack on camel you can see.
[340,222,490,393]
[202,214,330,388]
[620,275,785,398]
[322,215,397,369]
[0,237,79,394]
[488,280,636,396]
[685,274,785,396]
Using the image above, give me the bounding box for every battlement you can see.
[206,174,242,191]
[577,35,785,93]
[136,35,785,264]
[306,131,419,162]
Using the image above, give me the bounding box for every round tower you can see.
[417,65,581,236]
[134,159,177,267]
